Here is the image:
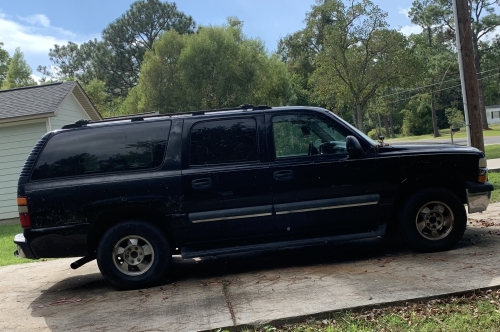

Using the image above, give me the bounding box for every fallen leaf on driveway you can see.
[38,298,81,308]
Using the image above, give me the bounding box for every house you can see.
[486,105,500,125]
[0,81,102,220]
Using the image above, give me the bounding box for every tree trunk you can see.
[472,33,489,130]
[430,88,440,137]
[355,101,364,132]
[351,109,358,128]
[390,105,395,138]
[384,115,390,138]
[456,0,484,152]
[428,27,440,138]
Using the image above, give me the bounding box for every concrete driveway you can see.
[2,204,500,332]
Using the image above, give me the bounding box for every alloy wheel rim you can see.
[415,201,454,241]
[112,235,154,276]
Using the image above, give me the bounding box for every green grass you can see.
[229,290,500,332]
[386,123,500,142]
[0,223,26,267]
[488,172,500,203]
[485,145,500,160]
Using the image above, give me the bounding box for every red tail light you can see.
[17,197,31,228]
[19,213,31,228]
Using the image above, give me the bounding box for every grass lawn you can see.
[238,289,500,332]
[485,144,500,160]
[0,223,26,267]
[386,124,500,142]
[489,172,500,203]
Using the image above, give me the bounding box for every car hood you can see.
[376,143,484,157]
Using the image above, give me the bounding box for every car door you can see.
[181,114,275,244]
[267,110,383,239]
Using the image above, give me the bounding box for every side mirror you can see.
[346,136,362,158]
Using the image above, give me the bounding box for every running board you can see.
[181,224,386,259]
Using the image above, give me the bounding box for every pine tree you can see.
[2,47,35,89]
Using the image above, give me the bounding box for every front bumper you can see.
[14,233,38,259]
[466,181,494,213]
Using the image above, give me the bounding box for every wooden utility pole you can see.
[453,0,484,152]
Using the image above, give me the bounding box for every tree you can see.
[401,94,434,136]
[400,29,460,132]
[40,40,100,82]
[307,0,415,132]
[445,107,465,128]
[44,0,195,98]
[408,0,444,137]
[277,30,319,106]
[0,42,9,88]
[251,54,296,107]
[99,0,196,97]
[1,48,35,89]
[122,30,187,113]
[81,79,124,118]
[480,36,500,106]
[409,0,500,129]
[123,21,294,114]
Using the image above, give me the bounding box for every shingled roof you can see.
[0,81,102,123]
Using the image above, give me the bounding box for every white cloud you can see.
[30,74,42,84]
[481,26,500,42]
[399,8,410,18]
[19,14,50,28]
[0,12,77,55]
[400,25,423,36]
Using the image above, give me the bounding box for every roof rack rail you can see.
[61,104,272,129]
[61,119,91,129]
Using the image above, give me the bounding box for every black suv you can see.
[14,105,493,289]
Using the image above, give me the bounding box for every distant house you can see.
[486,105,500,125]
[0,81,102,220]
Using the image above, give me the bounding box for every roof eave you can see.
[0,112,55,125]
[71,82,103,121]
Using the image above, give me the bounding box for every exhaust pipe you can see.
[70,256,95,269]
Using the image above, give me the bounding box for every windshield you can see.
[326,111,377,146]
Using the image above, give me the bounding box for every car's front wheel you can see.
[96,221,171,289]
[399,188,466,252]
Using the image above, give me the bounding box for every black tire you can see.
[96,221,171,290]
[398,188,466,252]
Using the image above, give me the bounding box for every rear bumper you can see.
[14,233,38,259]
[466,181,494,213]
[13,224,89,259]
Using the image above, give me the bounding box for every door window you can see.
[272,114,347,159]
[190,118,258,165]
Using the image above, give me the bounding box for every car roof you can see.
[59,105,332,131]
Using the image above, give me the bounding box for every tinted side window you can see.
[190,118,258,165]
[272,114,347,158]
[32,121,171,180]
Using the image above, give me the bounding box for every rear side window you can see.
[190,118,258,165]
[31,121,171,180]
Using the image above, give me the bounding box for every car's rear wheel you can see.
[97,221,171,289]
[399,188,466,252]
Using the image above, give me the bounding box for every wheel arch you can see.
[87,207,176,255]
[388,172,467,231]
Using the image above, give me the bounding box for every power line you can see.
[388,71,500,104]
[377,66,500,100]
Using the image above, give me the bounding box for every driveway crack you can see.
[221,278,237,326]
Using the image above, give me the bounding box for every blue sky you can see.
[0,0,419,78]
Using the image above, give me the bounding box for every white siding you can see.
[0,121,47,219]
[51,93,91,130]
[487,106,500,125]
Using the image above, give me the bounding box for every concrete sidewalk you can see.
[489,158,500,171]
[2,204,500,331]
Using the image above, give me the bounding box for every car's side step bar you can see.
[180,224,386,259]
